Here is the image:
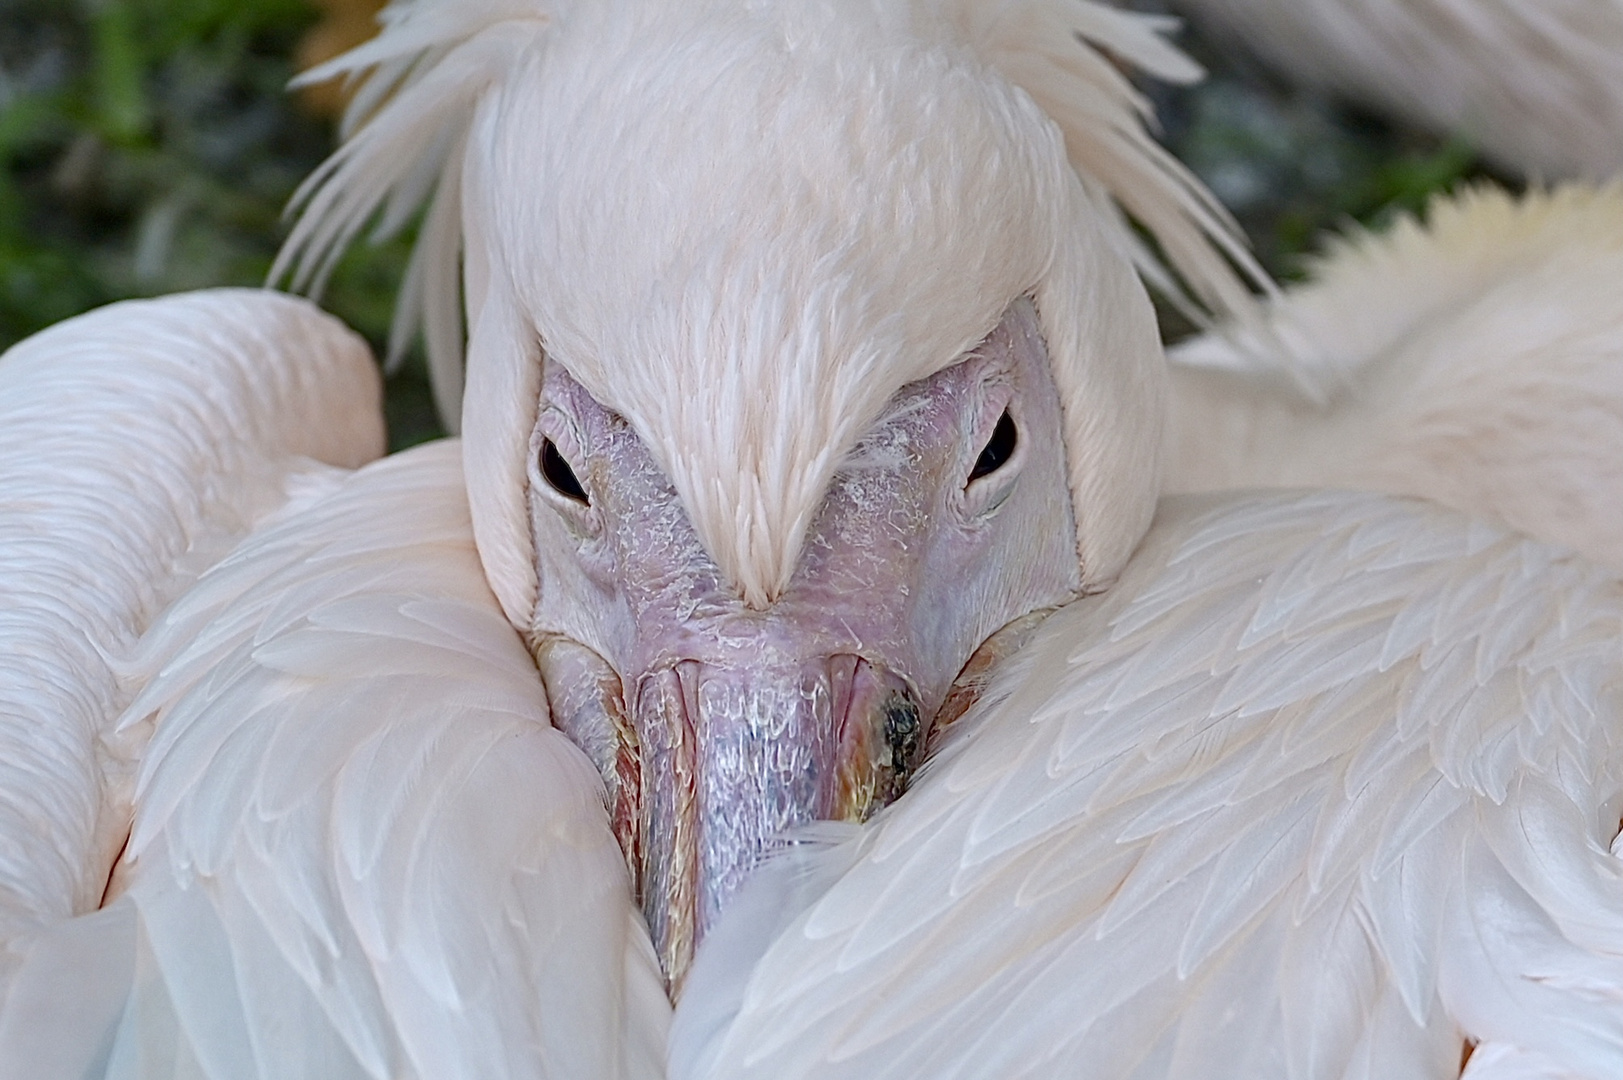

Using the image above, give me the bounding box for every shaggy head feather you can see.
[275,0,1262,619]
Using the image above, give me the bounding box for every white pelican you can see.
[1157,0,1623,180]
[1,0,1621,1077]
[264,0,1268,989]
[0,0,1254,1063]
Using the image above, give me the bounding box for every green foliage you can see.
[0,0,440,448]
[2,0,310,328]
[1149,33,1506,286]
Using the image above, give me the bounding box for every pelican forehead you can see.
[474,0,1073,604]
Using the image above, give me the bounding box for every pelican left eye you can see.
[541,438,590,504]
[969,409,1017,483]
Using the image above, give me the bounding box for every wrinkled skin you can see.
[524,298,1081,990]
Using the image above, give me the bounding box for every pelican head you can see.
[278,0,1256,990]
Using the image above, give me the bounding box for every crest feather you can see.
[272,1,554,432]
[273,0,1267,434]
[938,0,1271,320]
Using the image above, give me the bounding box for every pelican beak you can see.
[634,654,921,988]
[535,636,925,994]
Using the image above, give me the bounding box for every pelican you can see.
[1,1,1622,1077]
[1155,0,1623,180]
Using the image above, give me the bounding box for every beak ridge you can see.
[632,653,923,994]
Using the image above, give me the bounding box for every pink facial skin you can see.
[524,298,1081,991]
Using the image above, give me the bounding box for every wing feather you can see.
[0,290,380,952]
[1163,185,1623,582]
[677,489,1623,1080]
[23,441,666,1080]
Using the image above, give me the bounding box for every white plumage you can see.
[1165,184,1623,571]
[81,442,666,1079]
[0,291,380,945]
[2,0,1623,1077]
[674,490,1623,1079]
[275,0,1268,615]
[30,456,1623,1080]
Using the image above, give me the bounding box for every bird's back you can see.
[1,440,669,1080]
[0,290,381,950]
[1164,184,1623,573]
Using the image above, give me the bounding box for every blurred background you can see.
[0,0,1512,450]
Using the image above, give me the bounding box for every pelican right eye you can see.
[969,409,1018,483]
[541,438,590,505]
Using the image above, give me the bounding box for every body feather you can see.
[676,489,1623,1080]
[1164,184,1623,571]
[4,442,667,1080]
[0,290,381,956]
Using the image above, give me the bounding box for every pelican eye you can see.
[969,409,1017,483]
[541,438,590,505]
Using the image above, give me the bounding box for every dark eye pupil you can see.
[969,409,1017,482]
[541,438,590,504]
